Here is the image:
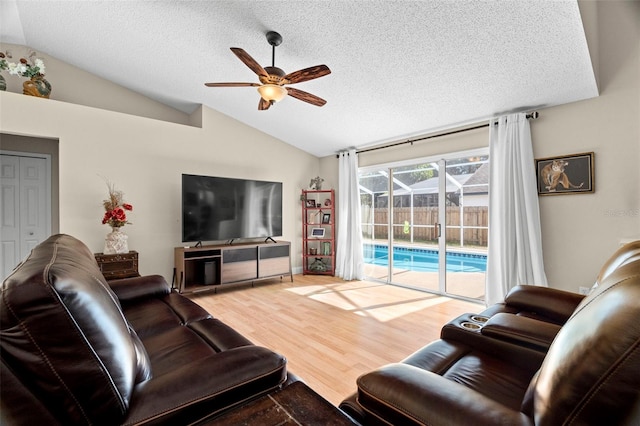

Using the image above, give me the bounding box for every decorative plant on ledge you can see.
[0,50,51,97]
[3,51,46,78]
[0,52,9,91]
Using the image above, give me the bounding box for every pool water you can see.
[364,244,487,273]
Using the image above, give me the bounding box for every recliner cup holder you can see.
[470,315,489,323]
[461,321,482,330]
[452,313,489,331]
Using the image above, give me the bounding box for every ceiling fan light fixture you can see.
[205,31,329,110]
[258,84,288,102]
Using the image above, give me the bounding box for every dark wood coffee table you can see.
[204,380,357,425]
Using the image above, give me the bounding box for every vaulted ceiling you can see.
[0,1,598,157]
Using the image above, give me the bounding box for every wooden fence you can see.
[362,206,488,247]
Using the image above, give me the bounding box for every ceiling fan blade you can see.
[258,97,272,111]
[286,87,327,107]
[230,47,269,78]
[204,82,261,87]
[284,65,331,84]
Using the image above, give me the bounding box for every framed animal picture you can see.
[536,152,594,195]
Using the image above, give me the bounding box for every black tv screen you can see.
[182,174,283,243]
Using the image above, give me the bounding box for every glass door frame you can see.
[437,159,447,295]
[359,147,488,301]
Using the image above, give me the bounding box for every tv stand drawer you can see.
[259,257,290,278]
[222,260,258,283]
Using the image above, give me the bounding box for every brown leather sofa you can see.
[341,240,640,425]
[1,234,287,425]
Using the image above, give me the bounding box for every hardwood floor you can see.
[189,275,482,406]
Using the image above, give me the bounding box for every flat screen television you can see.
[182,174,283,243]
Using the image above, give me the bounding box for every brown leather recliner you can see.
[341,241,640,425]
[472,240,640,353]
[481,239,640,325]
[1,234,287,425]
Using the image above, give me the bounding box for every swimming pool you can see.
[364,244,487,273]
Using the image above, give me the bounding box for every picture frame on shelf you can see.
[535,152,594,195]
[305,199,316,208]
[322,213,331,224]
[310,228,325,238]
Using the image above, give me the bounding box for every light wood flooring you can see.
[189,275,482,406]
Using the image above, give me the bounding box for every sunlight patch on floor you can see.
[286,282,453,322]
[285,281,373,297]
[351,296,452,321]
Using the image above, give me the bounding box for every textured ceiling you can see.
[1,1,598,157]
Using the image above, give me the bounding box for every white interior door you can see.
[1,153,50,279]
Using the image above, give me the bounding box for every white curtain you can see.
[486,113,547,305]
[336,149,364,280]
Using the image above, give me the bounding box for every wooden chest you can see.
[94,251,139,280]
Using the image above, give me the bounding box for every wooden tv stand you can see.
[174,241,292,294]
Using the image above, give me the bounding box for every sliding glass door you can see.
[360,169,390,282]
[359,150,488,301]
[443,155,488,300]
[388,162,440,292]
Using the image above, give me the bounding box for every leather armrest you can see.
[108,274,170,302]
[504,285,584,324]
[440,317,546,370]
[357,364,531,426]
[481,313,561,351]
[338,392,366,424]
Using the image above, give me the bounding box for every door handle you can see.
[434,223,441,238]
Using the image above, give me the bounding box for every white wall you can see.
[0,43,192,126]
[319,0,640,293]
[0,91,318,281]
[532,1,639,291]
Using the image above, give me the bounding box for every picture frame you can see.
[322,213,331,224]
[536,152,594,195]
[310,228,325,238]
[305,199,316,208]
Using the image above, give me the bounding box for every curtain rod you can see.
[336,111,539,158]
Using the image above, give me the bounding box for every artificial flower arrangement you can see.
[101,182,133,229]
[0,51,46,78]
